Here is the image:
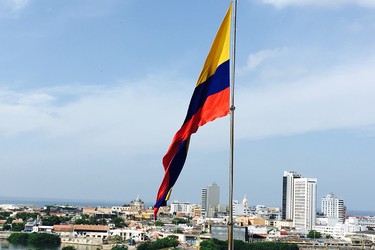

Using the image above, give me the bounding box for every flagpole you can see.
[228,0,237,250]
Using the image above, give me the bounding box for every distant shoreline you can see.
[1,196,374,217]
[0,196,154,209]
[346,210,375,216]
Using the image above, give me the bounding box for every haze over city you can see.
[1,0,374,212]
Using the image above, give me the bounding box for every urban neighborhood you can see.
[1,171,374,249]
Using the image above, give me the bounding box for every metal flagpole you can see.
[228,0,237,250]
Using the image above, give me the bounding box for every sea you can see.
[0,196,125,208]
[0,196,154,209]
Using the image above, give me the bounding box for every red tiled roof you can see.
[280,230,288,235]
[83,207,95,210]
[53,225,74,232]
[73,224,109,232]
[12,219,23,224]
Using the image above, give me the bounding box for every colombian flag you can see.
[154,4,232,219]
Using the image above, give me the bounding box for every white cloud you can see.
[0,77,190,153]
[0,89,53,135]
[0,0,29,18]
[260,0,375,8]
[237,47,289,75]
[1,51,375,150]
[7,0,29,10]
[236,56,375,139]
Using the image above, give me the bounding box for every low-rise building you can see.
[314,221,367,239]
[347,216,375,229]
[53,224,74,236]
[273,220,294,230]
[345,230,375,245]
[110,228,146,242]
[73,224,110,239]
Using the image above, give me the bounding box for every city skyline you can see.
[0,176,367,214]
[1,1,375,212]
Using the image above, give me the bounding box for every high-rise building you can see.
[201,182,220,217]
[282,171,302,220]
[201,188,207,213]
[321,193,345,223]
[293,178,317,230]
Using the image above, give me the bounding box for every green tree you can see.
[44,205,51,215]
[42,215,62,226]
[89,217,98,225]
[28,232,61,247]
[172,217,189,224]
[307,230,321,239]
[112,217,126,228]
[15,212,38,221]
[0,211,11,220]
[200,238,224,250]
[136,241,152,250]
[97,218,107,225]
[112,246,128,250]
[81,214,90,219]
[154,221,164,227]
[74,218,90,225]
[2,224,11,231]
[8,232,61,247]
[136,236,178,250]
[62,246,76,250]
[7,232,30,245]
[11,222,25,231]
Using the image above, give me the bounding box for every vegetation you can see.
[15,212,39,221]
[112,217,126,228]
[171,217,189,224]
[307,230,321,239]
[200,239,299,250]
[62,246,76,250]
[74,217,107,225]
[7,232,30,245]
[136,235,179,250]
[0,211,11,219]
[28,232,61,246]
[154,221,164,227]
[11,222,25,231]
[7,232,61,247]
[41,215,62,226]
[112,246,128,250]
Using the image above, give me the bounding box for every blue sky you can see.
[1,0,375,212]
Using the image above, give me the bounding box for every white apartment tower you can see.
[321,193,345,223]
[170,201,191,215]
[201,182,220,217]
[293,178,317,230]
[282,171,302,220]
